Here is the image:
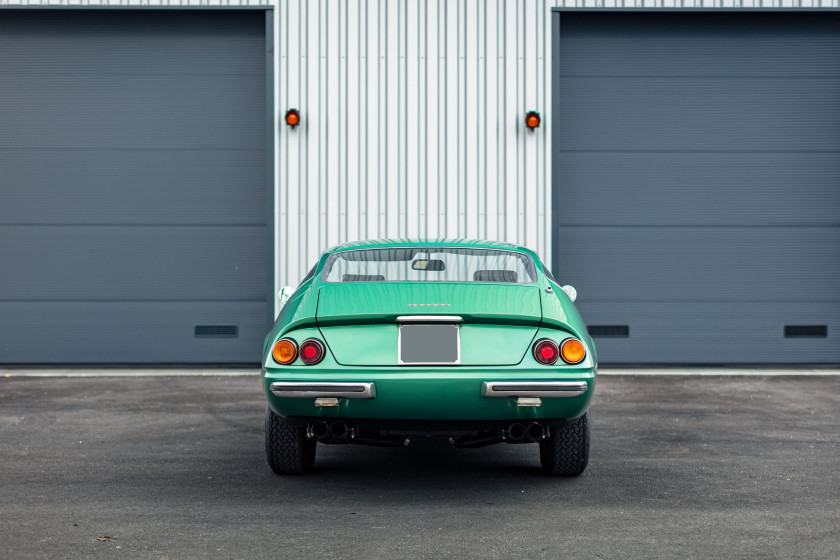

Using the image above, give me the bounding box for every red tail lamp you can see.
[525,111,541,129]
[272,338,297,365]
[285,109,300,127]
[299,338,326,365]
[560,338,586,364]
[533,339,559,365]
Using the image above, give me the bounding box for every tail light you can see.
[299,338,326,365]
[533,339,559,365]
[272,338,297,365]
[560,338,586,364]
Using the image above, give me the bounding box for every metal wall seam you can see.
[502,0,518,244]
[485,0,499,243]
[347,0,360,244]
[465,0,478,240]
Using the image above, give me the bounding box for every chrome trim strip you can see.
[481,381,588,398]
[396,315,463,323]
[270,382,376,399]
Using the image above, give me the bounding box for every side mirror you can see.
[278,285,294,304]
[560,285,577,302]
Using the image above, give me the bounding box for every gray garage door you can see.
[553,11,840,363]
[0,10,271,363]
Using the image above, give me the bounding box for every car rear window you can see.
[322,247,536,284]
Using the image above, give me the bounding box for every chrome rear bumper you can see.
[270,380,586,400]
[481,381,588,398]
[269,381,376,399]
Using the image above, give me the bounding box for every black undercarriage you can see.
[285,416,570,448]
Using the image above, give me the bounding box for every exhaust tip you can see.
[310,420,330,440]
[329,421,349,440]
[507,423,526,441]
[525,422,545,442]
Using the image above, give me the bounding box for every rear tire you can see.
[265,406,316,474]
[539,411,590,476]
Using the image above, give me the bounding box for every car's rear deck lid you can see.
[316,283,542,326]
[316,283,542,366]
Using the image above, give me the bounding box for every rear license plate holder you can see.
[398,324,460,365]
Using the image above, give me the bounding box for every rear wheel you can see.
[539,411,590,476]
[265,406,316,474]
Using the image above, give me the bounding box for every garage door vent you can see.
[194,325,239,338]
[588,325,629,338]
[784,325,827,338]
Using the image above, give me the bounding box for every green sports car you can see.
[262,239,596,476]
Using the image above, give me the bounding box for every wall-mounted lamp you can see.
[285,109,300,127]
[525,111,541,129]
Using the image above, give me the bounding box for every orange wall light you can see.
[285,109,300,127]
[525,111,541,129]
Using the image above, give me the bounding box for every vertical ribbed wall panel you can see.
[275,0,555,299]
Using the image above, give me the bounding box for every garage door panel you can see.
[559,12,840,78]
[556,153,840,227]
[558,77,840,152]
[0,11,269,363]
[555,227,840,303]
[0,11,265,76]
[0,301,267,363]
[0,150,266,225]
[555,12,840,363]
[0,74,265,150]
[579,301,839,363]
[2,226,268,301]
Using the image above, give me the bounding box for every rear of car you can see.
[262,242,596,476]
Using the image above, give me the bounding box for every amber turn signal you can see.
[560,338,586,364]
[272,338,297,364]
[285,108,300,127]
[525,111,540,129]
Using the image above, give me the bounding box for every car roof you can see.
[325,238,536,255]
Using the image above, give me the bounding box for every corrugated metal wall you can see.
[275,0,554,300]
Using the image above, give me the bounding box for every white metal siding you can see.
[275,0,555,302]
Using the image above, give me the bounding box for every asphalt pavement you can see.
[1,373,838,559]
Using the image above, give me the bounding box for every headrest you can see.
[342,274,385,282]
[473,270,518,283]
